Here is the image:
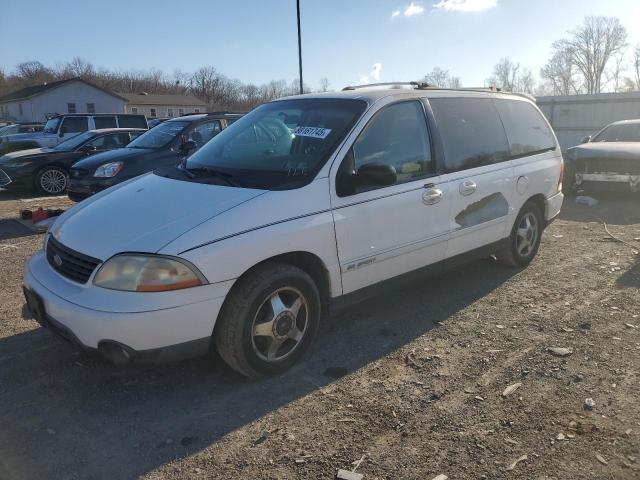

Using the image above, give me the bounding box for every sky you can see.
[1,0,639,90]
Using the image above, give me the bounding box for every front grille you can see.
[46,236,101,284]
[0,169,11,187]
[70,168,89,179]
[581,158,640,175]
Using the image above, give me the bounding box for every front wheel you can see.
[214,262,321,378]
[496,202,543,267]
[35,166,68,195]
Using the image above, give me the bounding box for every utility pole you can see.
[296,0,303,94]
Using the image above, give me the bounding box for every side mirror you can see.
[581,135,592,143]
[337,150,397,196]
[356,162,397,187]
[80,144,97,153]
[181,140,197,154]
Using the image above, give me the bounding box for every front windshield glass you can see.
[0,125,18,136]
[177,98,367,190]
[127,120,188,149]
[592,124,640,142]
[44,117,60,133]
[54,131,96,151]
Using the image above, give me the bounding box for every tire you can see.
[35,166,68,195]
[496,201,543,267]
[214,262,321,378]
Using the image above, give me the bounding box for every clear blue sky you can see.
[1,0,639,89]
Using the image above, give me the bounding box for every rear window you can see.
[494,99,555,156]
[94,116,117,129]
[429,98,510,172]
[117,115,148,129]
[592,123,640,142]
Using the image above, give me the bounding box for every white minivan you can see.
[23,85,564,377]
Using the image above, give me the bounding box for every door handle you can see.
[422,188,443,205]
[459,180,477,196]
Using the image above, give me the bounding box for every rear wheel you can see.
[214,262,321,378]
[35,166,68,195]
[496,202,543,267]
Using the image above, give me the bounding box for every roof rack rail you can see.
[342,81,431,91]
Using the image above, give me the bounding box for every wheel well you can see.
[239,252,332,316]
[524,194,546,218]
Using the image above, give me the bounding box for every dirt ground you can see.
[0,188,638,480]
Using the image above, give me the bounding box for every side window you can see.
[94,116,117,129]
[188,120,222,148]
[87,133,127,150]
[494,99,556,156]
[60,116,88,134]
[429,98,509,172]
[352,101,432,185]
[117,115,147,129]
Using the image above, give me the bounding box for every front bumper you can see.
[575,173,640,192]
[67,177,122,201]
[23,250,231,363]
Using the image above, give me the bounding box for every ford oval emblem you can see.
[53,254,63,267]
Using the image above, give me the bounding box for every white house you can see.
[0,78,128,123]
[120,92,208,118]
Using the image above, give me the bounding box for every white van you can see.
[23,85,564,378]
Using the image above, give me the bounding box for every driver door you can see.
[330,100,451,294]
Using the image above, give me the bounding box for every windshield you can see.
[44,117,61,134]
[592,123,640,142]
[0,125,17,136]
[174,98,366,190]
[54,131,96,151]
[127,120,188,149]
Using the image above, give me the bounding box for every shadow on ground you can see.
[0,257,516,480]
[560,191,640,226]
[0,219,36,241]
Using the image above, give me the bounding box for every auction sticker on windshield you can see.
[293,126,332,139]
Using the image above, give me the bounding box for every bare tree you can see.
[422,67,461,88]
[318,77,331,92]
[633,45,640,90]
[558,16,627,94]
[486,58,535,93]
[541,43,581,95]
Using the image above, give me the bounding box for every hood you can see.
[569,142,640,161]
[0,147,54,163]
[71,147,152,169]
[50,172,265,260]
[2,132,46,142]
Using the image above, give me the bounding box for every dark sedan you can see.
[566,119,640,194]
[0,128,145,195]
[67,113,242,201]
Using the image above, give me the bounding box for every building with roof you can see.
[0,78,209,123]
[0,78,129,123]
[119,92,208,118]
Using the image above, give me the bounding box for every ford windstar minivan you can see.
[23,84,564,378]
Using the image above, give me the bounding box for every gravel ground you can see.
[0,189,638,480]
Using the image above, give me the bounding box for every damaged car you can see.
[566,119,640,194]
[23,85,563,378]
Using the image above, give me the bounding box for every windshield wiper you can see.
[181,166,240,187]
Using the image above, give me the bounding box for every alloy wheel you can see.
[516,212,539,257]
[39,169,68,194]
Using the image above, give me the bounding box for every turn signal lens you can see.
[94,254,206,292]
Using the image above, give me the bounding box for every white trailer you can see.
[536,92,640,150]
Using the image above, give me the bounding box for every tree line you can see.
[1,15,638,110]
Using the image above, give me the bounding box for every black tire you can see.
[214,262,321,378]
[496,201,544,267]
[34,166,68,195]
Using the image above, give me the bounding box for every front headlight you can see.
[94,162,123,178]
[93,254,207,292]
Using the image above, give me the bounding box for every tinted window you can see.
[187,120,222,148]
[494,99,555,155]
[430,98,509,172]
[352,101,432,186]
[61,117,88,134]
[127,120,189,149]
[592,123,640,142]
[94,116,117,129]
[117,115,148,129]
[87,133,131,150]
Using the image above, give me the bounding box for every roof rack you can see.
[342,81,431,91]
